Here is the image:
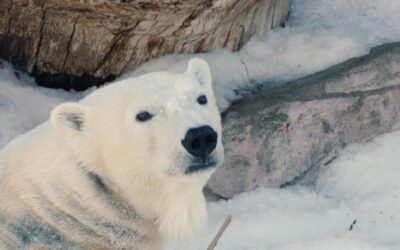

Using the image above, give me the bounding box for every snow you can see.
[2,0,400,249]
[123,0,400,110]
[167,131,400,250]
[0,60,84,148]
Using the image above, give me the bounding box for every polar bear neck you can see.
[0,162,162,249]
[0,124,209,248]
[85,167,209,244]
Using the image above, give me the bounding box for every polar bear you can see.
[0,58,224,249]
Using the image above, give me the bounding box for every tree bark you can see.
[207,42,400,199]
[0,0,288,90]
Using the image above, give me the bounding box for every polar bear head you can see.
[50,58,223,241]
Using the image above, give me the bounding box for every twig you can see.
[207,215,232,250]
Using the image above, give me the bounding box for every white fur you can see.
[0,58,224,248]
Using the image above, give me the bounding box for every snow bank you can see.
[123,0,400,110]
[3,1,400,122]
[167,131,400,250]
[0,60,82,148]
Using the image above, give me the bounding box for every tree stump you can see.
[0,0,288,90]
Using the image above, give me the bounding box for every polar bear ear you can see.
[185,58,212,89]
[51,103,90,134]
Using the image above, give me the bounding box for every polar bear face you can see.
[115,60,223,178]
[104,58,222,177]
[50,59,223,223]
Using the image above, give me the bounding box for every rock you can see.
[207,42,400,199]
[0,0,288,90]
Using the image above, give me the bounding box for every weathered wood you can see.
[207,42,400,199]
[0,0,288,90]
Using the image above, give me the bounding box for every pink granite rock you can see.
[207,43,400,199]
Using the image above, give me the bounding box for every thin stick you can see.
[207,215,232,250]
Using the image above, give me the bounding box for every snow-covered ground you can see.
[2,0,400,249]
[125,0,400,110]
[0,61,87,148]
[168,131,400,249]
[3,0,400,141]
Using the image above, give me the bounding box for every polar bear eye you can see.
[136,111,154,122]
[197,95,207,105]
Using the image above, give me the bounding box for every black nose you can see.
[181,125,218,158]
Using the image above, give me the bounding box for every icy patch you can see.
[122,0,400,110]
[167,131,400,250]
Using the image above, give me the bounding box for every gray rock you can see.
[207,42,400,199]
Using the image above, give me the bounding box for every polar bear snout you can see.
[181,125,218,160]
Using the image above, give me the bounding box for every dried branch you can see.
[207,215,232,250]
